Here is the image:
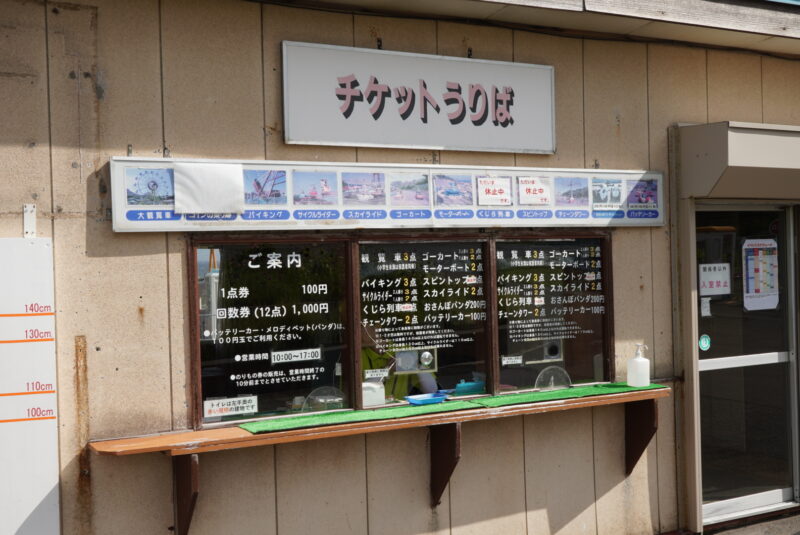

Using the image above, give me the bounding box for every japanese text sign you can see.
[282,41,555,154]
[699,263,731,296]
[111,158,665,232]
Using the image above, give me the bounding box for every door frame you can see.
[679,200,800,529]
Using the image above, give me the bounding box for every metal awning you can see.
[679,122,800,199]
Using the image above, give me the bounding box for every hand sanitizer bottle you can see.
[627,343,650,387]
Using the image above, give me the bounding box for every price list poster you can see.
[0,238,60,534]
[496,239,608,387]
[360,242,487,393]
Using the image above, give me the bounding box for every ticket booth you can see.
[678,123,800,530]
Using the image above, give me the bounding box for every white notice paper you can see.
[742,239,779,311]
[517,176,551,205]
[502,355,523,366]
[699,263,730,296]
[174,162,245,214]
[364,368,390,379]
[701,297,711,317]
[204,396,258,418]
[477,176,512,206]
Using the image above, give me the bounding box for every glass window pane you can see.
[496,239,608,391]
[696,211,788,359]
[197,243,349,424]
[359,242,487,405]
[701,363,793,503]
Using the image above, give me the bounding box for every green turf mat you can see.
[240,400,477,434]
[470,383,665,408]
[240,383,666,434]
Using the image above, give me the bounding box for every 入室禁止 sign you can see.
[282,41,554,154]
[699,263,730,296]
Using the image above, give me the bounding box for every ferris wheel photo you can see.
[125,168,175,205]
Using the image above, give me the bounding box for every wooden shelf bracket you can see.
[624,398,658,476]
[430,422,461,507]
[172,453,199,535]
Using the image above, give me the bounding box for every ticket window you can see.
[695,208,799,523]
[196,242,351,424]
[194,233,614,419]
[495,238,610,391]
[359,241,488,406]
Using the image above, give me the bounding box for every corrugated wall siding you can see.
[3,0,800,533]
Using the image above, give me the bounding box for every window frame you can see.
[188,229,615,429]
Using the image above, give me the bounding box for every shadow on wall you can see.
[15,484,60,534]
[445,408,657,535]
[82,162,172,260]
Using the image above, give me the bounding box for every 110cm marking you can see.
[27,381,53,392]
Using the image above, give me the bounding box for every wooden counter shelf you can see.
[89,386,670,535]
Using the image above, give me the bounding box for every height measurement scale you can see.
[0,239,60,534]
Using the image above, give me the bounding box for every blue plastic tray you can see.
[405,393,448,405]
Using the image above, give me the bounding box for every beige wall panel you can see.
[672,379,689,528]
[584,41,648,170]
[524,409,597,535]
[47,4,102,216]
[647,44,707,379]
[436,22,513,61]
[90,0,163,158]
[707,50,762,123]
[162,0,264,159]
[593,404,658,535]
[647,44,707,175]
[53,217,173,440]
[762,57,800,126]
[0,216,52,238]
[192,447,276,535]
[366,428,450,535]
[450,417,526,535]
[656,384,679,533]
[514,32,584,168]
[649,224,674,380]
[263,5,356,162]
[357,148,437,165]
[168,233,190,429]
[45,6,119,531]
[439,150,515,167]
[276,435,367,535]
[353,15,439,165]
[353,14,436,53]
[90,454,172,534]
[437,22,515,167]
[611,228,654,381]
[0,2,51,214]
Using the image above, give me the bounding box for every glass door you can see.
[696,208,799,524]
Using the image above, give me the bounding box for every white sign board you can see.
[517,176,552,205]
[699,263,731,296]
[204,396,258,419]
[0,239,60,534]
[283,41,555,154]
[111,157,665,232]
[477,176,512,206]
[742,239,779,311]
